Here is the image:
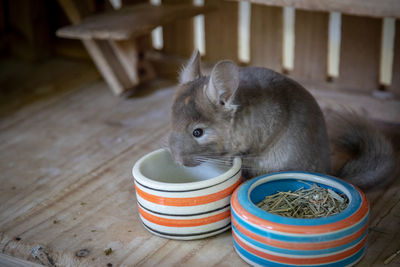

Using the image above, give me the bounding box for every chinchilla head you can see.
[168,50,240,167]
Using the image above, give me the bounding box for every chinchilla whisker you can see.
[158,136,170,147]
[196,156,233,162]
[193,156,233,166]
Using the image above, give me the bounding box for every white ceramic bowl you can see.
[132,148,242,240]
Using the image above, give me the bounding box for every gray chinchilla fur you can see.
[168,50,396,190]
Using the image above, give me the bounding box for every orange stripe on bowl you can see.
[233,231,366,265]
[135,177,241,206]
[232,216,368,250]
[138,206,231,227]
[231,187,369,235]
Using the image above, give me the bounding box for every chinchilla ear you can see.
[179,50,202,84]
[205,60,239,108]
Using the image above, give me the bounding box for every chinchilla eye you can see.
[192,128,203,138]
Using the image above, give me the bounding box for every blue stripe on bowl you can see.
[231,210,369,243]
[233,238,366,267]
[232,224,368,256]
[236,171,363,227]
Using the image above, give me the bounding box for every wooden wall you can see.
[250,5,282,72]
[2,0,398,98]
[159,0,400,98]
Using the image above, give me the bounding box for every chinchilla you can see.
[168,50,396,190]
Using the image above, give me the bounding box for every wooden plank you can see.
[0,60,247,265]
[336,15,381,93]
[234,0,400,19]
[360,169,400,265]
[390,20,400,97]
[57,3,212,41]
[83,39,140,95]
[307,81,400,123]
[0,58,100,129]
[0,57,400,266]
[204,0,239,62]
[109,37,156,88]
[250,4,283,72]
[57,0,147,95]
[291,10,328,82]
[0,253,42,267]
[162,0,195,57]
[7,0,51,60]
[109,39,140,85]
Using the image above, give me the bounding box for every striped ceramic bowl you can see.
[132,148,242,240]
[231,172,369,267]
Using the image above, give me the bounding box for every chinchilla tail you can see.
[328,112,397,190]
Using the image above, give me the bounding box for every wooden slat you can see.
[0,59,247,266]
[57,3,212,41]
[0,253,43,267]
[306,81,400,123]
[336,15,381,92]
[250,4,282,72]
[109,39,140,85]
[0,58,100,130]
[162,0,195,58]
[204,0,239,62]
[234,0,400,19]
[360,171,400,265]
[390,20,400,97]
[108,37,156,87]
[57,0,159,95]
[0,57,400,266]
[291,10,328,82]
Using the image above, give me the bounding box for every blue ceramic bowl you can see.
[231,172,369,267]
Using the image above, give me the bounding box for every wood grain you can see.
[58,0,131,95]
[250,4,283,72]
[162,0,195,58]
[292,10,328,82]
[0,58,246,266]
[57,3,211,41]
[57,1,164,95]
[233,0,400,19]
[204,0,239,62]
[362,170,400,265]
[336,15,381,93]
[0,253,43,267]
[0,58,399,266]
[83,39,140,95]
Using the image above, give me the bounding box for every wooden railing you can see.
[157,0,400,99]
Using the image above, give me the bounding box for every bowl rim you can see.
[132,148,242,191]
[233,171,368,227]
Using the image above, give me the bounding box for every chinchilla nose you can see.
[171,150,184,166]
[168,134,184,165]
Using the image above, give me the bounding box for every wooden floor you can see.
[0,57,399,266]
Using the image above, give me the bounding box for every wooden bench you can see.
[56,1,214,96]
